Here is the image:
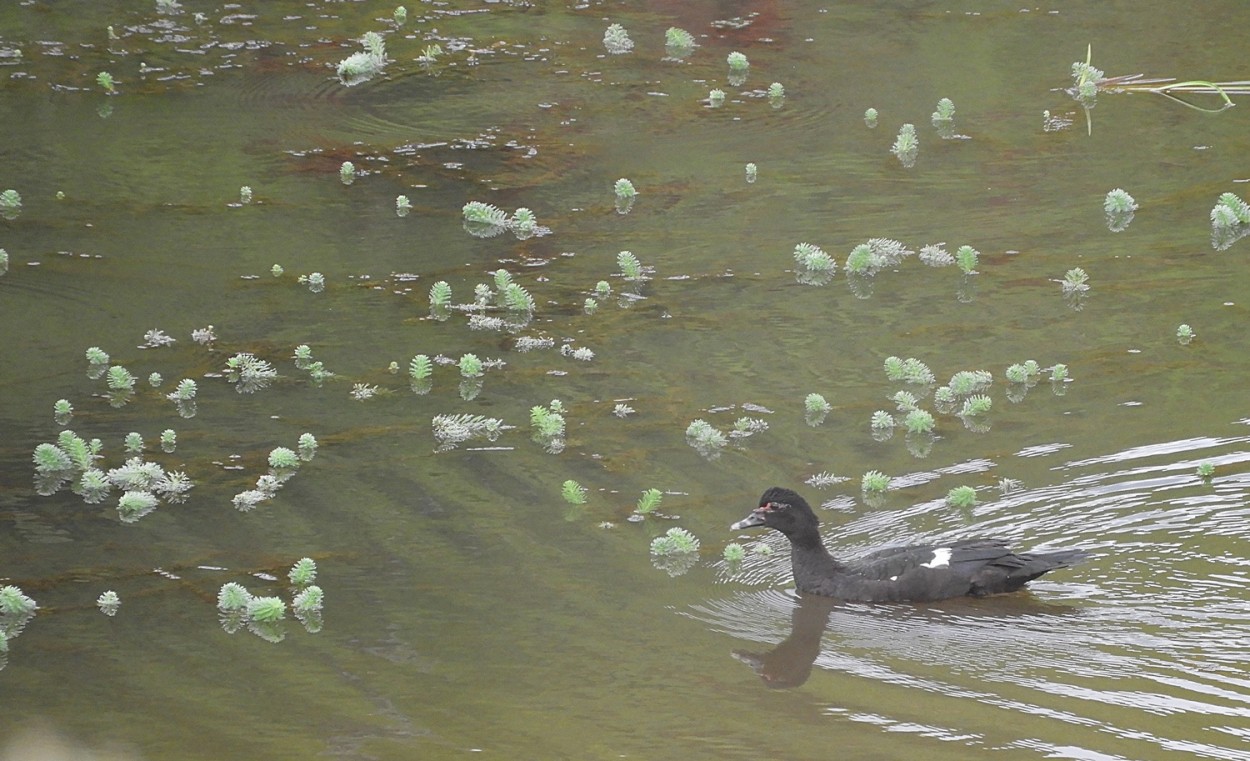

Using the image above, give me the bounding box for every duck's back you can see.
[798,539,1088,602]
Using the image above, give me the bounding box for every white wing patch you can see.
[921,547,952,569]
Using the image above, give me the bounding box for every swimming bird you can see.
[731,486,1090,602]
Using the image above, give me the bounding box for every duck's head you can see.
[731,487,818,536]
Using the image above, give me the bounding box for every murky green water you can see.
[3,2,1250,759]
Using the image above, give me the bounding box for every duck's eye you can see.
[762,501,790,511]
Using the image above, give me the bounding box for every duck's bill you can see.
[731,511,767,530]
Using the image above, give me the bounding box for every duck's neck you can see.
[788,530,843,590]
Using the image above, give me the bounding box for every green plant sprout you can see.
[805,393,831,414]
[708,88,726,106]
[723,543,746,563]
[931,97,954,124]
[870,410,895,430]
[768,82,785,99]
[864,107,878,127]
[96,590,120,615]
[217,583,251,611]
[268,447,300,470]
[53,399,72,423]
[418,44,442,63]
[1211,192,1250,227]
[892,390,919,412]
[247,596,286,622]
[1061,267,1090,293]
[665,27,695,49]
[650,527,699,556]
[891,123,918,167]
[636,488,663,514]
[614,178,636,199]
[0,248,8,276]
[294,585,323,614]
[745,162,757,183]
[339,161,355,183]
[1196,462,1215,479]
[225,353,277,393]
[861,471,891,494]
[561,480,588,505]
[239,185,253,204]
[955,245,979,275]
[793,242,836,274]
[617,250,644,281]
[337,31,387,82]
[96,71,115,93]
[395,195,411,215]
[947,485,978,508]
[511,207,537,235]
[409,354,432,381]
[429,280,452,309]
[885,356,935,385]
[1176,324,1195,345]
[288,557,317,586]
[960,394,992,416]
[0,586,37,615]
[86,346,109,366]
[168,378,197,401]
[124,432,143,454]
[1104,188,1138,214]
[298,433,318,461]
[1050,364,1069,382]
[903,408,935,434]
[604,23,633,54]
[458,353,483,378]
[393,6,407,24]
[1071,44,1246,112]
[727,51,749,70]
[160,429,176,452]
[106,366,135,391]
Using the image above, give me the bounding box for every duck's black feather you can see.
[731,487,1089,603]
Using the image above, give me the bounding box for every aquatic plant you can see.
[339,161,355,184]
[726,51,749,71]
[650,527,699,556]
[92,71,116,95]
[268,447,300,470]
[395,195,411,214]
[768,82,785,99]
[960,394,992,416]
[745,162,757,183]
[418,44,443,63]
[350,383,380,401]
[732,417,769,437]
[148,372,163,388]
[504,283,536,312]
[53,399,72,424]
[583,298,598,314]
[891,123,918,167]
[604,23,633,54]
[168,378,197,401]
[76,469,111,504]
[393,6,407,24]
[288,557,317,586]
[793,242,836,274]
[408,354,432,382]
[1176,323,1194,345]
[0,248,7,276]
[861,471,890,494]
[708,89,726,107]
[685,419,728,454]
[293,586,323,613]
[1197,462,1215,478]
[457,353,483,379]
[892,390,919,413]
[1050,364,1069,382]
[1211,192,1250,227]
[903,408,935,434]
[530,403,566,438]
[946,485,978,508]
[0,586,37,615]
[884,356,934,385]
[617,250,644,281]
[511,207,537,236]
[86,346,109,366]
[225,352,277,393]
[297,429,317,459]
[429,280,451,310]
[96,590,120,615]
[239,185,252,204]
[955,245,979,275]
[124,432,143,455]
[948,370,993,396]
[870,410,895,430]
[106,365,135,392]
[1104,188,1138,214]
[723,543,746,563]
[117,490,158,522]
[142,329,176,348]
[613,403,635,418]
[864,107,878,128]
[463,201,508,227]
[561,480,587,505]
[636,488,663,515]
[247,596,286,623]
[1061,267,1089,293]
[561,345,595,362]
[665,27,695,48]
[614,178,636,199]
[805,393,831,414]
[191,325,217,345]
[932,97,955,124]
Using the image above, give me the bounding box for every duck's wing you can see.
[848,539,1011,580]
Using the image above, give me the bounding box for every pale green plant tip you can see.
[650,527,700,556]
[861,470,891,494]
[561,480,588,505]
[0,585,37,615]
[247,596,286,622]
[636,488,663,514]
[726,51,749,70]
[723,543,746,563]
[946,485,978,508]
[268,447,300,470]
[1196,462,1215,478]
[903,408,935,434]
[804,393,831,414]
[289,557,317,586]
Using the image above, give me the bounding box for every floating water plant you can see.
[117,490,158,522]
[96,590,120,615]
[530,402,566,438]
[124,432,143,455]
[931,97,955,124]
[864,107,878,128]
[768,82,785,106]
[903,408,935,434]
[239,185,253,205]
[1176,323,1195,345]
[614,178,636,199]
[298,433,318,461]
[861,470,890,494]
[339,161,355,184]
[247,596,286,623]
[919,243,954,267]
[665,27,695,49]
[0,586,37,615]
[1197,462,1215,479]
[457,353,483,379]
[946,485,978,508]
[562,480,587,505]
[53,399,72,424]
[793,242,836,274]
[1104,188,1138,232]
[617,250,644,281]
[708,88,726,107]
[805,393,831,414]
[96,71,115,93]
[418,44,443,64]
[268,447,300,470]
[225,352,277,393]
[168,378,197,401]
[603,23,633,54]
[393,6,407,25]
[299,272,325,292]
[892,390,919,413]
[723,543,746,563]
[685,419,728,455]
[636,488,663,515]
[288,557,317,586]
[293,586,323,614]
[650,527,699,556]
[148,372,163,388]
[1211,192,1250,227]
[884,356,934,385]
[870,410,896,430]
[86,346,109,367]
[891,123,918,167]
[395,195,411,216]
[337,31,387,84]
[1050,364,1069,382]
[1060,267,1089,293]
[745,162,757,183]
[960,395,992,417]
[0,248,7,276]
[160,429,176,452]
[726,51,749,71]
[429,280,451,311]
[955,245,979,275]
[408,354,432,381]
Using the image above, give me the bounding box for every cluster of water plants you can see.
[1211,191,1250,250]
[215,558,324,643]
[0,585,38,664]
